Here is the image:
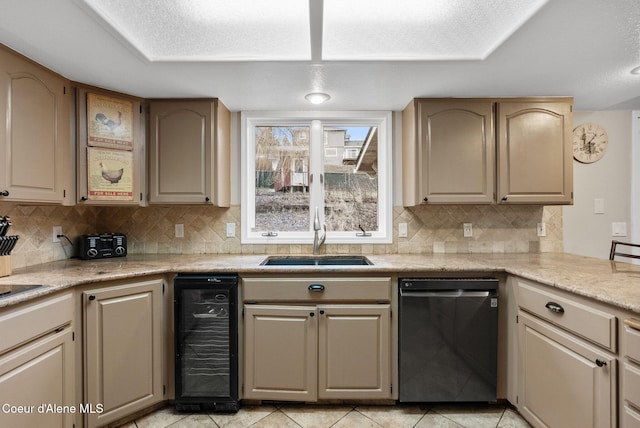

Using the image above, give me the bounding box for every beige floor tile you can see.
[250,410,301,427]
[167,414,218,427]
[208,405,278,428]
[280,405,353,428]
[498,407,532,428]
[332,410,383,428]
[135,407,189,428]
[356,405,427,428]
[430,403,506,428]
[414,411,465,428]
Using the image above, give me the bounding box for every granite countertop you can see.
[0,252,639,313]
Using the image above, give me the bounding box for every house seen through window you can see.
[241,112,392,244]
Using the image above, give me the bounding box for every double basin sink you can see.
[261,255,373,266]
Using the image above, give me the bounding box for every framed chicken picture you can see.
[87,147,134,201]
[87,93,134,150]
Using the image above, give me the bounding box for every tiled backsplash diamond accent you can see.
[1,202,562,269]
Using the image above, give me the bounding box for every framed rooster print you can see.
[87,93,134,150]
[87,147,134,201]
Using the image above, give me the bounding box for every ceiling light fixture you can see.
[631,66,640,75]
[305,92,331,104]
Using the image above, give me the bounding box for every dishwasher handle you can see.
[400,290,492,298]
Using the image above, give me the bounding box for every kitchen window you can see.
[241,111,392,244]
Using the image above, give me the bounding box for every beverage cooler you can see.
[174,274,239,412]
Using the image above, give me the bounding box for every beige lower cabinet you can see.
[0,292,75,428]
[514,277,617,428]
[83,278,164,428]
[622,319,640,427]
[243,303,391,401]
[518,312,615,428]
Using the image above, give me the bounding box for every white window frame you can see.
[241,110,393,245]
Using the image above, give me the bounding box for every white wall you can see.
[563,111,633,259]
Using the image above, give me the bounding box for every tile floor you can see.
[122,402,532,428]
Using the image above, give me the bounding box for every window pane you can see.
[323,126,378,232]
[254,126,310,232]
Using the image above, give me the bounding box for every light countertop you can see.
[0,252,639,313]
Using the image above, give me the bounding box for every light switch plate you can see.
[226,223,236,238]
[594,198,605,214]
[612,222,627,237]
[175,224,184,238]
[398,223,408,237]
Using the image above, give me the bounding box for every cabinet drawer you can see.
[625,319,640,364]
[242,277,392,302]
[624,362,640,410]
[516,278,616,351]
[0,292,73,354]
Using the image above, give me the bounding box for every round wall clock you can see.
[573,122,608,163]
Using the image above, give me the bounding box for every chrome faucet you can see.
[313,207,326,256]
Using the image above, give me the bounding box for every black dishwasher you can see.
[399,278,498,402]
[174,274,238,412]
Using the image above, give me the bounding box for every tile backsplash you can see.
[1,202,562,269]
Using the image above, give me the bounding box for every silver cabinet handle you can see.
[545,302,564,313]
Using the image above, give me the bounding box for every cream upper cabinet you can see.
[403,99,495,204]
[402,97,573,206]
[83,277,164,428]
[0,46,71,204]
[497,100,573,204]
[148,99,230,205]
[75,86,146,205]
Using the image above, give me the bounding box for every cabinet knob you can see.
[423,197,428,202]
[595,359,607,367]
[545,301,564,314]
[309,312,315,317]
[501,196,508,201]
[88,295,96,301]
[205,196,210,202]
[0,190,9,197]
[80,196,88,201]
[319,310,325,315]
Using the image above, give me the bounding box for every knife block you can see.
[0,256,10,277]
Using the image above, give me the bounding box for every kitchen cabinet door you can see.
[83,278,164,428]
[0,45,71,204]
[243,305,318,401]
[75,86,146,205]
[0,327,74,428]
[318,304,391,399]
[148,99,230,205]
[403,99,495,205]
[518,312,615,428]
[497,100,573,204]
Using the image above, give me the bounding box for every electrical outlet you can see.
[537,222,547,237]
[52,226,62,243]
[463,223,473,237]
[398,223,408,237]
[175,224,184,238]
[226,223,236,238]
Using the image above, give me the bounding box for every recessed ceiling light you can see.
[631,66,640,75]
[305,92,331,104]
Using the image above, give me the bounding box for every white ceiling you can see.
[0,0,638,111]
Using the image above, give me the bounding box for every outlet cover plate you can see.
[463,223,473,237]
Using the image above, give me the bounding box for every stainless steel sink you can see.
[0,284,42,298]
[261,255,373,266]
